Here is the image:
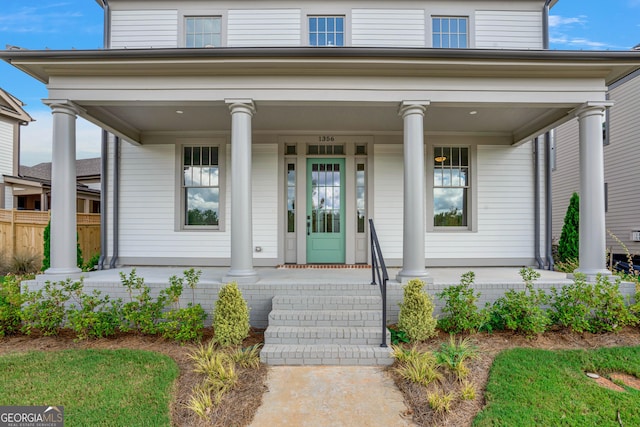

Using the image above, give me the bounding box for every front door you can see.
[306,158,345,263]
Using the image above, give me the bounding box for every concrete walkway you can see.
[250,366,414,427]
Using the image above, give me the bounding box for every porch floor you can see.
[78,266,571,286]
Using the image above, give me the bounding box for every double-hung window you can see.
[183,146,220,227]
[433,147,469,227]
[185,16,222,47]
[309,16,345,46]
[432,17,468,48]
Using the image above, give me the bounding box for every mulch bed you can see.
[2,327,640,426]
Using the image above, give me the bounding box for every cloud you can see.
[548,15,587,28]
[0,3,94,40]
[20,110,101,166]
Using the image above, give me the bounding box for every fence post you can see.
[10,209,16,261]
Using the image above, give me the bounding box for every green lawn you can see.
[474,346,640,427]
[0,349,179,426]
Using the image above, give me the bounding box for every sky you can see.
[0,0,639,166]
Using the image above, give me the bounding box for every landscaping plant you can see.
[0,274,23,336]
[21,278,82,336]
[213,282,250,347]
[41,221,83,271]
[557,192,579,264]
[398,278,438,342]
[488,268,550,337]
[119,269,167,334]
[159,269,207,343]
[434,335,479,380]
[67,287,122,340]
[437,271,488,333]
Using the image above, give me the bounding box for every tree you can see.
[558,192,579,263]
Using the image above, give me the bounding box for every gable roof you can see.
[20,157,101,181]
[0,88,33,123]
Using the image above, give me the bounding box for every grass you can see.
[474,346,640,426]
[0,349,179,426]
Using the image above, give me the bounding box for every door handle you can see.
[307,216,311,236]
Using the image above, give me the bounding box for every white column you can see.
[224,99,258,283]
[397,101,430,282]
[575,102,612,280]
[44,102,81,277]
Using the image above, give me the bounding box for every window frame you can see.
[178,12,226,48]
[426,144,477,232]
[307,15,346,47]
[175,139,226,231]
[431,16,469,49]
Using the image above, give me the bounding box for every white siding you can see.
[374,143,536,264]
[4,186,12,210]
[252,144,278,259]
[116,142,278,260]
[111,10,178,49]
[228,9,301,47]
[0,119,12,178]
[475,10,543,49]
[426,144,535,261]
[352,9,425,47]
[373,145,404,260]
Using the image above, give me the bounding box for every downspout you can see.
[97,130,108,269]
[98,0,111,269]
[109,136,120,268]
[543,0,554,270]
[545,131,554,271]
[534,138,545,268]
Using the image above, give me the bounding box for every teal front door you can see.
[306,158,345,263]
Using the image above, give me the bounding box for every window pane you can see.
[327,33,335,46]
[336,18,344,32]
[184,147,192,166]
[434,188,466,226]
[336,33,344,47]
[318,18,326,32]
[310,33,317,46]
[309,17,317,32]
[186,188,219,225]
[202,147,210,166]
[327,18,335,32]
[318,33,326,46]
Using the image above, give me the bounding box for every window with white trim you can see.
[183,146,220,226]
[432,17,468,48]
[185,16,222,47]
[433,146,469,227]
[309,16,345,46]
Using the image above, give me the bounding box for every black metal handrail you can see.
[369,219,388,348]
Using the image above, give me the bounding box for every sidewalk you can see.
[250,366,414,427]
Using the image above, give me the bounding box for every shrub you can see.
[41,221,83,271]
[460,380,476,400]
[488,268,550,337]
[0,275,23,336]
[119,269,167,334]
[160,304,207,343]
[67,289,122,340]
[398,279,438,342]
[427,388,455,414]
[82,253,101,272]
[21,278,82,336]
[227,344,262,369]
[10,251,40,275]
[550,273,637,333]
[213,282,250,347]
[437,272,488,333]
[394,350,442,386]
[558,192,579,264]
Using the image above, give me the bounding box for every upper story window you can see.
[185,17,222,47]
[309,16,344,46]
[432,17,468,48]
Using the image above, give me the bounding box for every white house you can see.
[2,0,639,282]
[553,68,640,266]
[0,88,33,210]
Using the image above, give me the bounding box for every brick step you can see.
[272,295,382,311]
[268,309,382,327]
[260,344,394,366]
[264,326,389,345]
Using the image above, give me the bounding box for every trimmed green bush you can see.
[398,279,438,342]
[437,271,488,333]
[213,282,250,347]
[558,192,579,263]
[0,275,23,336]
[41,221,84,271]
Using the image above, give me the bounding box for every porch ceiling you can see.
[82,102,564,144]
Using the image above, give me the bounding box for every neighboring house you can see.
[553,68,640,263]
[3,158,101,213]
[1,0,639,280]
[0,88,33,209]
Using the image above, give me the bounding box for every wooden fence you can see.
[0,209,100,265]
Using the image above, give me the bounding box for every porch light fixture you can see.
[469,110,478,115]
[435,156,447,163]
[175,110,184,114]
